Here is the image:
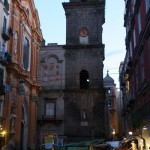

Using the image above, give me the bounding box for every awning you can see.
[59,139,105,147]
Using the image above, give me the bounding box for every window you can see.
[45,102,55,117]
[0,101,4,117]
[23,37,29,71]
[138,10,142,34]
[4,0,9,11]
[145,0,150,13]
[14,32,18,54]
[2,16,7,34]
[133,29,136,48]
[130,41,133,57]
[80,70,89,89]
[132,0,136,12]
[140,52,144,82]
[108,88,113,96]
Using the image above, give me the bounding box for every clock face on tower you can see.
[79,28,88,37]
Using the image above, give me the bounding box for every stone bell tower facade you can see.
[63,0,106,142]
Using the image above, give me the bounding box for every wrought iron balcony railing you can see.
[0,51,12,65]
[0,84,12,95]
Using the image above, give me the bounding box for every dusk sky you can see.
[34,0,126,88]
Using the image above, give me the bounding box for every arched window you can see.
[23,37,29,71]
[80,70,89,89]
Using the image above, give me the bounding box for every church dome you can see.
[103,71,115,86]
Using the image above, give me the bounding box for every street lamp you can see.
[112,129,115,140]
[1,130,6,136]
[142,126,147,130]
[129,131,133,135]
[112,130,115,135]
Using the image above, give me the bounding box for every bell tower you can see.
[63,0,105,45]
[63,0,106,142]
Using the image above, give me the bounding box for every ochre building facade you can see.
[1,0,42,149]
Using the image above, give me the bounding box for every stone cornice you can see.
[63,44,105,49]
[63,1,105,10]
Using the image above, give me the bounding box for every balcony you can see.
[38,115,63,124]
[0,51,12,65]
[42,115,56,120]
[0,84,12,95]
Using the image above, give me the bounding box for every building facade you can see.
[0,0,12,148]
[0,0,42,149]
[37,0,106,147]
[37,44,65,148]
[120,0,150,149]
[104,72,119,140]
[118,62,125,137]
